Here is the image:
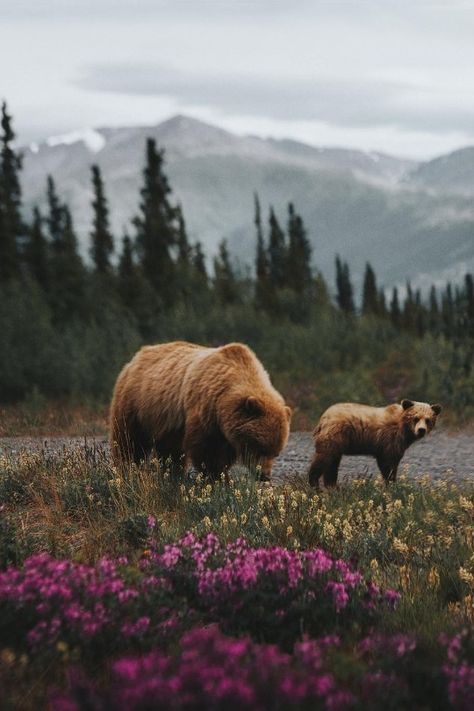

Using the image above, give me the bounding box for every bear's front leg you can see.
[376,456,400,483]
[184,416,235,479]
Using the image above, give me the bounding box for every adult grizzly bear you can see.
[308,399,441,487]
[110,341,291,479]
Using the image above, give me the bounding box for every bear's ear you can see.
[431,403,442,416]
[285,405,292,421]
[401,399,414,410]
[242,396,264,417]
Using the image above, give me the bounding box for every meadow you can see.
[0,445,474,709]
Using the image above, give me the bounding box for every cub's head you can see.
[221,393,292,479]
[401,399,442,440]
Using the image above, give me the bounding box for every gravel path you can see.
[1,429,474,484]
[272,430,474,482]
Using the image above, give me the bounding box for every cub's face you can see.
[401,399,442,440]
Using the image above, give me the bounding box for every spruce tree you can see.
[45,179,85,323]
[118,233,139,307]
[213,239,239,304]
[378,288,387,318]
[442,283,455,339]
[90,164,114,273]
[402,282,416,332]
[287,202,312,293]
[133,138,176,302]
[192,241,208,281]
[361,262,379,315]
[0,101,22,281]
[26,206,49,290]
[254,193,270,309]
[268,208,287,289]
[414,289,426,338]
[175,204,194,304]
[335,255,355,313]
[46,176,63,246]
[429,285,440,334]
[465,273,474,333]
[390,287,401,328]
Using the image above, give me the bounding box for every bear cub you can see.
[308,399,442,487]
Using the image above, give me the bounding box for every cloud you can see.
[76,63,474,134]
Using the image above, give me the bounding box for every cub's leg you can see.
[376,456,400,483]
[308,451,327,487]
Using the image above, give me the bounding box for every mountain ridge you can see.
[19,114,474,290]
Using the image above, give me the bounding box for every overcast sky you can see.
[2,0,474,158]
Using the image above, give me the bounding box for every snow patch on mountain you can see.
[46,128,106,153]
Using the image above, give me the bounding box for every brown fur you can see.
[308,399,442,487]
[110,341,291,479]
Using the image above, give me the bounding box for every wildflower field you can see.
[1,447,474,709]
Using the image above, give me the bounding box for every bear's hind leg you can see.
[110,412,153,467]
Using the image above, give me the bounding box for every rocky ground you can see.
[0,429,473,484]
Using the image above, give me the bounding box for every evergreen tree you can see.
[390,287,401,328]
[90,164,114,273]
[26,206,49,290]
[402,282,416,332]
[442,283,455,339]
[268,208,287,289]
[192,241,208,281]
[254,193,270,309]
[0,101,22,281]
[429,285,440,334]
[465,273,474,333]
[175,205,195,304]
[118,233,139,306]
[46,176,63,246]
[214,239,239,304]
[286,202,311,293]
[414,289,426,338]
[176,204,191,266]
[133,138,176,301]
[335,255,355,313]
[361,262,379,315]
[378,288,387,318]
[45,180,86,323]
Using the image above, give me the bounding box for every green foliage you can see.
[213,239,240,305]
[335,255,355,313]
[0,101,22,281]
[0,101,473,419]
[133,138,176,302]
[89,164,114,273]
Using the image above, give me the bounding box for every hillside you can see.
[20,115,474,289]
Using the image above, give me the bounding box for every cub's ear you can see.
[285,405,293,421]
[401,399,414,410]
[431,403,442,416]
[242,396,264,417]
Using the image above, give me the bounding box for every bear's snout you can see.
[416,427,426,438]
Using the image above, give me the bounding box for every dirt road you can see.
[1,429,473,483]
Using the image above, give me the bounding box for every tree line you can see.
[1,100,473,415]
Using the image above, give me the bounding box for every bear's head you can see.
[220,392,292,478]
[401,399,442,441]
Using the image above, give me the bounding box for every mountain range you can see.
[20,115,474,291]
